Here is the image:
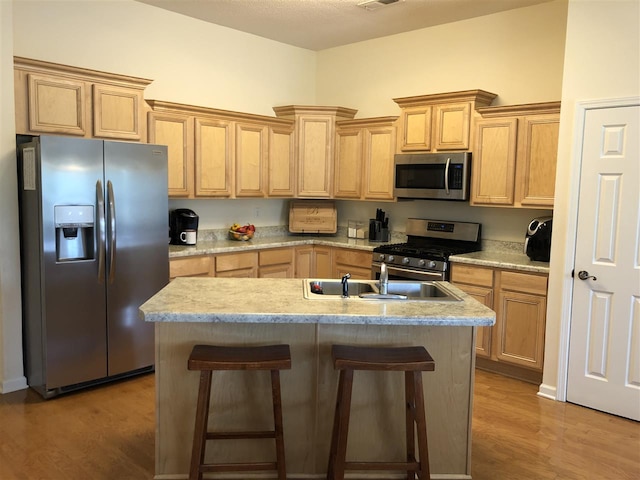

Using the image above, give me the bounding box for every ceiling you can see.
[136,0,555,51]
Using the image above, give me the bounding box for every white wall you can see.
[541,0,640,399]
[0,0,27,393]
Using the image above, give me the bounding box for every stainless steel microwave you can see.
[394,152,472,201]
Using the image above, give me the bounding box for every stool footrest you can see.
[345,461,421,471]
[206,430,276,440]
[201,462,277,473]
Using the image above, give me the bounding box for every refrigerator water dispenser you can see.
[55,205,94,261]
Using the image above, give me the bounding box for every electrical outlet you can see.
[254,207,260,218]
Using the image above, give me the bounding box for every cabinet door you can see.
[294,246,314,279]
[236,122,268,197]
[148,112,193,197]
[496,290,546,370]
[215,252,258,278]
[259,264,293,278]
[268,125,295,197]
[297,116,333,197]
[195,118,233,197]
[455,283,494,358]
[333,248,373,280]
[314,246,333,278]
[363,125,396,200]
[26,73,86,136]
[259,248,294,278]
[93,84,142,140]
[169,256,213,279]
[334,128,363,198]
[516,115,559,208]
[399,106,432,151]
[471,118,518,206]
[434,102,471,151]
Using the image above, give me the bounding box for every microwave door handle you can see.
[444,157,451,195]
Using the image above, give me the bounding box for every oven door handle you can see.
[372,263,445,281]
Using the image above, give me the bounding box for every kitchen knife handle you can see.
[96,180,106,284]
[107,180,117,284]
[444,157,451,195]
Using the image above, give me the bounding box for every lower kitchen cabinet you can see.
[169,255,213,279]
[215,251,258,278]
[294,245,333,278]
[333,247,373,280]
[258,248,294,278]
[451,263,548,383]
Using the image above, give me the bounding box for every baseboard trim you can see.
[537,383,558,401]
[1,375,28,394]
[154,473,471,480]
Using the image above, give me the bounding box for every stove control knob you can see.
[402,257,410,265]
[418,259,426,267]
[388,255,395,263]
[428,261,437,269]
[378,254,385,262]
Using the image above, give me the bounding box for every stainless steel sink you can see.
[302,279,462,301]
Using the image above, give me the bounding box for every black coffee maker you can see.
[524,217,553,262]
[169,209,199,245]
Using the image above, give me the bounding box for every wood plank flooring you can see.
[0,370,638,479]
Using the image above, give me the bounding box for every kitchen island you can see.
[140,277,495,480]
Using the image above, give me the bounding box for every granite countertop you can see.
[169,231,550,274]
[140,277,496,327]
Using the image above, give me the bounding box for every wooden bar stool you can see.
[187,344,291,480]
[327,344,435,480]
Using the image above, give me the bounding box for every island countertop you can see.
[139,277,496,327]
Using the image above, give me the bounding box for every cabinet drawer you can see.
[500,270,547,296]
[259,248,293,266]
[215,252,258,272]
[333,248,371,268]
[169,256,212,278]
[450,264,494,287]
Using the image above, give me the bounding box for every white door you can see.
[567,104,640,420]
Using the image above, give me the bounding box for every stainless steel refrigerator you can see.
[17,135,169,398]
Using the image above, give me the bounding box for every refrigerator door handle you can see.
[107,180,117,284]
[96,180,106,284]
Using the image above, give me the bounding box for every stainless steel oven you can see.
[370,218,482,281]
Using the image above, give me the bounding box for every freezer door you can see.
[35,136,108,389]
[104,141,168,375]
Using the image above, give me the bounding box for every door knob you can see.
[578,270,597,281]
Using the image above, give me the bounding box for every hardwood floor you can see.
[0,370,638,479]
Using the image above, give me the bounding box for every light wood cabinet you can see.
[332,248,372,280]
[451,263,548,383]
[258,248,294,278]
[471,102,560,209]
[215,251,258,278]
[294,245,333,278]
[148,100,294,199]
[393,90,497,153]
[334,117,398,201]
[273,105,357,198]
[14,56,150,141]
[169,255,213,279]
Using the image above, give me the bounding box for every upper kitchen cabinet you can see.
[148,100,294,199]
[14,57,150,141]
[393,90,497,152]
[334,117,398,201]
[273,105,357,198]
[471,102,560,209]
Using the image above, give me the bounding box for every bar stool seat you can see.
[327,344,435,480]
[187,344,291,480]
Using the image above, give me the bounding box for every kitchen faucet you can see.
[379,262,388,294]
[341,273,351,297]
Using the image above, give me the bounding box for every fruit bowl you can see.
[228,223,255,241]
[229,229,254,241]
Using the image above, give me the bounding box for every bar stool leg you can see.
[327,368,354,480]
[189,370,213,480]
[405,371,416,480]
[413,371,430,480]
[271,369,287,480]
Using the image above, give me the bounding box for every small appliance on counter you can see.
[170,208,199,245]
[524,216,553,262]
[369,208,390,242]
